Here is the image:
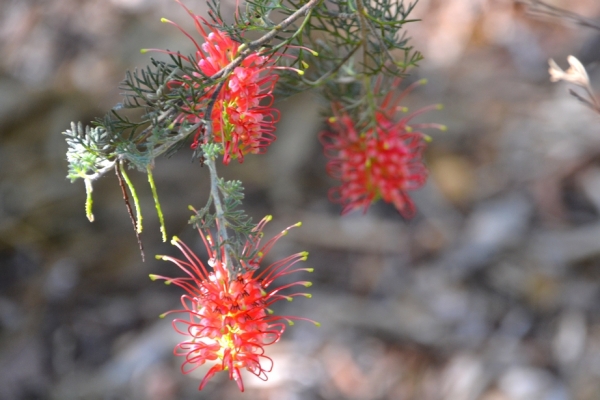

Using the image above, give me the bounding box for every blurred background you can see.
[2,0,600,398]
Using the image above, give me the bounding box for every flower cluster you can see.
[160,1,280,164]
[151,216,316,391]
[320,80,443,217]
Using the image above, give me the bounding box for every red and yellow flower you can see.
[320,80,444,217]
[151,216,316,391]
[150,0,281,164]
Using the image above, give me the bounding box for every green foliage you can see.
[62,0,425,267]
[219,179,255,237]
[189,176,258,272]
[275,0,423,132]
[190,179,254,238]
[64,122,115,182]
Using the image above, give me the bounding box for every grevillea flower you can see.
[149,0,282,164]
[320,80,444,217]
[150,216,316,391]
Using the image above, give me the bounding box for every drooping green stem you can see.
[147,167,167,242]
[120,162,143,233]
[116,162,145,261]
[84,178,94,222]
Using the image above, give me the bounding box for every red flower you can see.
[320,80,444,217]
[151,216,316,392]
[152,1,280,164]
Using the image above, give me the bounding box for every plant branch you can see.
[354,0,370,73]
[301,43,361,86]
[205,152,234,273]
[211,0,322,81]
[354,0,377,121]
[361,9,402,71]
[518,0,600,31]
[115,162,145,261]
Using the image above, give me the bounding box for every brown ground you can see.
[2,0,600,399]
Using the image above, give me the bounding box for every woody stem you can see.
[205,154,234,274]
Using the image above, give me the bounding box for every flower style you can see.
[151,216,316,392]
[155,1,281,164]
[320,80,444,217]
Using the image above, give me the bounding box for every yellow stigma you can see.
[309,50,319,57]
[160,17,170,23]
[170,236,179,245]
[314,321,321,327]
[159,313,167,319]
[304,282,313,287]
[406,126,413,132]
[297,70,305,76]
[301,60,309,69]
[295,221,302,227]
[149,274,159,281]
[436,104,444,110]
[419,78,428,85]
[440,125,448,131]
[154,255,165,260]
[328,116,337,123]
[140,49,149,54]
[307,268,314,272]
[265,215,273,221]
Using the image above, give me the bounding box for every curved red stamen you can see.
[152,215,314,392]
[320,80,443,216]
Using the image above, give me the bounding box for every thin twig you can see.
[151,121,202,158]
[518,0,600,31]
[136,0,322,169]
[354,0,370,72]
[84,161,116,181]
[350,0,402,70]
[302,43,362,86]
[354,0,378,120]
[203,80,226,141]
[362,12,402,71]
[115,163,145,261]
[200,79,236,272]
[210,0,322,81]
[206,154,234,272]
